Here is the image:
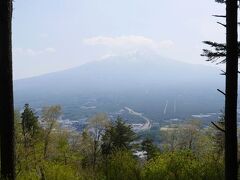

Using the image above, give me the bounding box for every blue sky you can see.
[13,0,226,79]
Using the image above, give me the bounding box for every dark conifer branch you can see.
[220,70,226,75]
[202,41,240,64]
[211,121,226,133]
[217,89,226,95]
[217,22,227,27]
[215,0,226,3]
[213,15,226,18]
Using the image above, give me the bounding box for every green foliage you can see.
[14,105,225,180]
[141,138,159,160]
[160,120,201,151]
[41,105,62,122]
[41,105,62,159]
[21,104,40,139]
[42,162,81,180]
[17,171,40,180]
[86,113,109,170]
[211,116,225,156]
[106,150,141,180]
[101,117,136,155]
[78,130,93,168]
[17,162,82,180]
[143,150,224,180]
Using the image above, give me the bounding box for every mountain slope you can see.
[14,54,224,121]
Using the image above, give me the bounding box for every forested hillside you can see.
[14,104,224,180]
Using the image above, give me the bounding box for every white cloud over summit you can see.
[13,47,56,57]
[83,36,174,54]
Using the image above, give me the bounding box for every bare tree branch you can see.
[211,122,225,133]
[213,15,226,18]
[217,89,226,95]
[217,22,227,27]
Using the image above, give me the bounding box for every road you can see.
[125,107,151,131]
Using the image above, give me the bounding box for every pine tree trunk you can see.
[225,0,238,179]
[0,0,15,179]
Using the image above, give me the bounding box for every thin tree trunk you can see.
[93,140,97,171]
[0,0,15,179]
[43,137,49,159]
[225,0,238,179]
[43,124,53,159]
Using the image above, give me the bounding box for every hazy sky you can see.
[13,0,226,79]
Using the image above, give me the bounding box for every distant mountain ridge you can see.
[14,54,223,92]
[14,54,225,121]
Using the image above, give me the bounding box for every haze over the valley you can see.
[14,54,225,127]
